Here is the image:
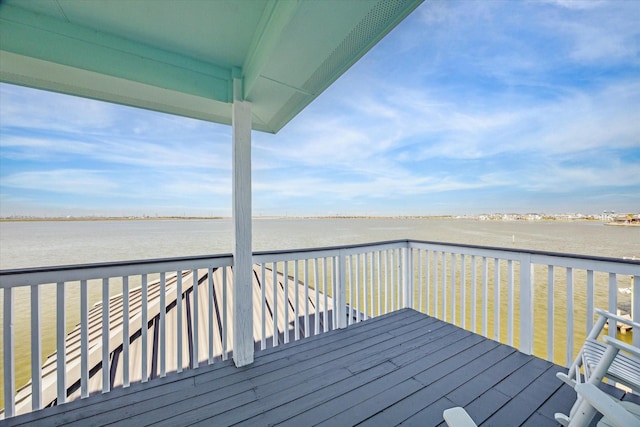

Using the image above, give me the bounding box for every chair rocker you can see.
[555,334,640,427]
[556,308,640,392]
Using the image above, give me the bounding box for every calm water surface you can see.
[0,218,638,403]
[1,218,638,269]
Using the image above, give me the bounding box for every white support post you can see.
[403,245,412,308]
[633,275,639,348]
[122,276,130,387]
[102,278,110,393]
[3,287,15,417]
[191,270,199,369]
[232,71,254,367]
[519,255,534,355]
[80,280,89,398]
[56,281,66,404]
[31,284,42,411]
[566,268,575,367]
[337,249,347,328]
[607,273,617,339]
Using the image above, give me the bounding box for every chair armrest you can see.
[574,383,640,427]
[603,335,640,358]
[443,407,478,427]
[556,372,576,387]
[595,308,640,330]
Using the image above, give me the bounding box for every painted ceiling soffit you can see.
[0,0,423,133]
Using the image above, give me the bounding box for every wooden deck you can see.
[4,309,637,426]
[9,266,335,415]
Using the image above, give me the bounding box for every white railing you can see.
[254,240,639,365]
[407,241,639,365]
[0,254,233,418]
[1,240,639,418]
[252,240,409,345]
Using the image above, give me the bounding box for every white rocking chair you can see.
[443,407,477,427]
[572,383,640,427]
[555,334,640,426]
[556,308,640,392]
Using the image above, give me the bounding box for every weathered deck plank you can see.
[5,308,631,427]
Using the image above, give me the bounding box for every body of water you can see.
[0,218,638,404]
[1,218,638,270]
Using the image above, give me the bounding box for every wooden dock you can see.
[5,309,638,426]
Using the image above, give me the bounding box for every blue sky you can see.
[1,0,639,217]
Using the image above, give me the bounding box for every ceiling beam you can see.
[0,51,234,126]
[242,0,300,101]
[0,4,231,103]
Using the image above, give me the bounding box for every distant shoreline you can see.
[0,216,228,222]
[0,215,615,223]
[1,215,450,222]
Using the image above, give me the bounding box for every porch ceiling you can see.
[0,0,423,133]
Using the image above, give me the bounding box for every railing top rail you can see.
[2,238,638,288]
[408,239,640,267]
[0,253,235,276]
[0,253,234,288]
[252,239,409,262]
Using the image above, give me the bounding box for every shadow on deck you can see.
[5,309,638,426]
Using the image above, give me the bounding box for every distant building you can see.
[611,214,640,225]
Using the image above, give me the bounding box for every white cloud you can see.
[523,161,640,192]
[550,10,640,64]
[1,167,234,207]
[161,173,231,197]
[0,84,117,132]
[254,165,507,206]
[254,66,639,211]
[516,81,640,154]
[0,83,232,169]
[2,169,118,195]
[2,1,639,216]
[539,0,608,10]
[0,127,230,170]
